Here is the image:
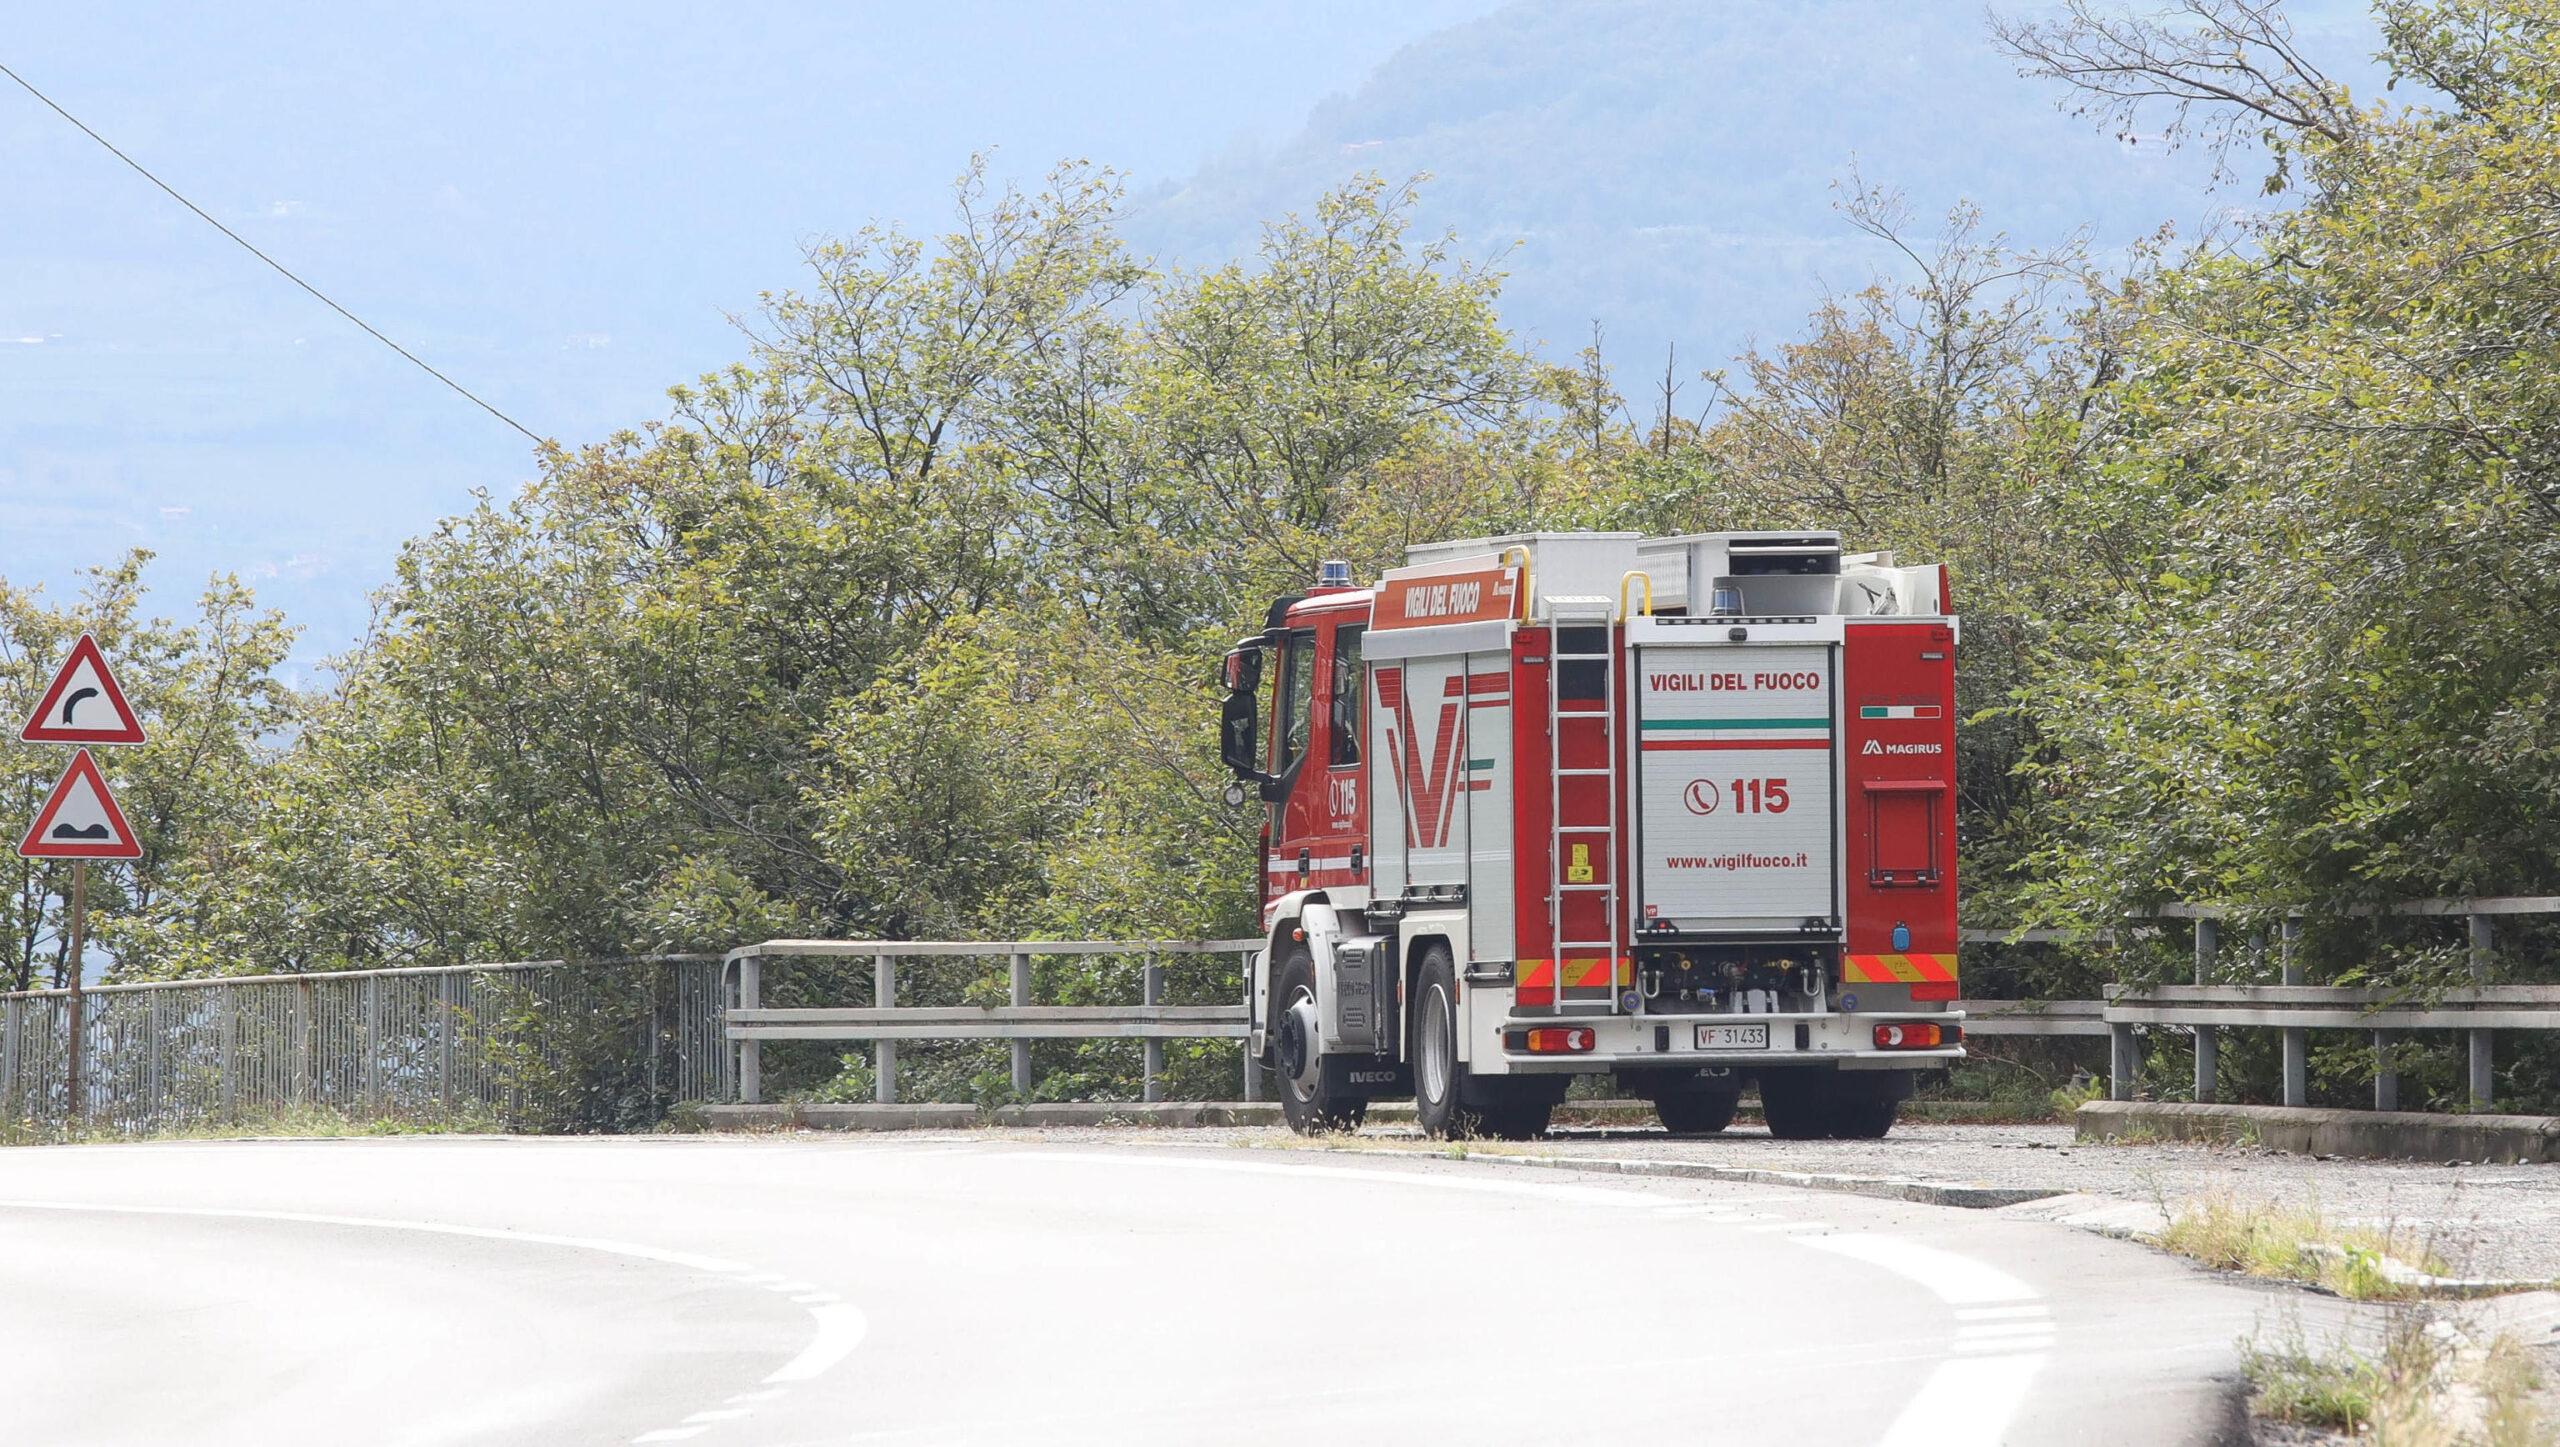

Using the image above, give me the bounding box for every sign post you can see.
[65,861,84,1121]
[17,635,148,1125]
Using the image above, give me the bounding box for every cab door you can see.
[1264,616,1370,905]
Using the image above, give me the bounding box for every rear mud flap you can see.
[1323,1057,1412,1098]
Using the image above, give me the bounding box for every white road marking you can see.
[683,1408,754,1423]
[767,1303,867,1383]
[1956,1320,2058,1339]
[1005,1149,1718,1210]
[725,1391,786,1405]
[1801,1233,2039,1305]
[0,1199,867,1440]
[892,1144,2059,1442]
[0,1200,753,1276]
[1796,1232,2047,1445]
[1956,1303,2050,1321]
[1875,1354,2044,1447]
[1952,1337,2056,1355]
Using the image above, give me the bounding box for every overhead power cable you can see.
[0,59,543,446]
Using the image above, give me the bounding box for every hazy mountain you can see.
[1127,0,2385,376]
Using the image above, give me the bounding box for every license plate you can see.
[1695,1023,1769,1051]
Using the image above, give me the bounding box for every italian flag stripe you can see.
[1643,716,1830,731]
[1858,705,1942,719]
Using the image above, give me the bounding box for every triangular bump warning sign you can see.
[21,633,145,745]
[18,749,142,860]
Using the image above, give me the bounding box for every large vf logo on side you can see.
[1682,779,1721,815]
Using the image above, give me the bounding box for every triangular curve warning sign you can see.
[18,749,142,860]
[21,633,145,745]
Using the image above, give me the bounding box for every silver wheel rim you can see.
[1284,986,1320,1102]
[1420,981,1453,1104]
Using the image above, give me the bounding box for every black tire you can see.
[1757,1070,1830,1141]
[1410,945,1485,1139]
[1273,946,1366,1135]
[1825,1095,1899,1139]
[1654,1091,1739,1136]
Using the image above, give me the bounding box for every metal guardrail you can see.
[1952,998,2108,1037]
[12,895,2545,1132]
[1967,897,2558,1113]
[723,939,1262,1107]
[728,900,2556,1116]
[0,956,727,1132]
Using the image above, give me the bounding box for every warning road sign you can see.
[17,749,142,860]
[20,633,146,745]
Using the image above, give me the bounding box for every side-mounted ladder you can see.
[1544,597,1622,1015]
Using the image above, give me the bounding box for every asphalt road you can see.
[0,1134,2303,1445]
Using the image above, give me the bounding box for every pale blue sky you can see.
[3,1,2390,679]
[1,1,1498,675]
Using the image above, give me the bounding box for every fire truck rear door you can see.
[1633,643,1840,931]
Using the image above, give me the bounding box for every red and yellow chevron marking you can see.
[1513,956,1633,1005]
[1565,956,1634,989]
[1841,952,1959,985]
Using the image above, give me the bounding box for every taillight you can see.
[1521,1027,1595,1054]
[1874,1022,1961,1050]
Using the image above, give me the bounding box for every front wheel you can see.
[1273,946,1366,1135]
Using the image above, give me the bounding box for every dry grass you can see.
[0,1104,503,1147]
[2155,1192,2450,1301]
[2247,1310,2549,1445]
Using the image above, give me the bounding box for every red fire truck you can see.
[1219,530,1963,1139]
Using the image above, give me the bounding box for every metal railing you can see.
[13,898,2548,1133]
[724,939,1262,1106]
[0,955,727,1132]
[1964,898,2560,1112]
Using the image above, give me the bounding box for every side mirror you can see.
[1219,687,1264,780]
[1221,644,1262,694]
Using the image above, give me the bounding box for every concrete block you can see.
[800,1104,981,1131]
[696,1104,797,1130]
[2075,1100,2560,1164]
[698,1103,976,1131]
[697,1100,1286,1131]
[988,1102,1284,1128]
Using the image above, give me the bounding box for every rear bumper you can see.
[1474,1006,1965,1075]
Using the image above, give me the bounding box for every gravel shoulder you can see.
[1019,1119,2560,1285]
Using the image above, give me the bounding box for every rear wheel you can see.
[1274,946,1366,1135]
[1411,946,1487,1140]
[1757,1070,1830,1140]
[1654,1091,1739,1136]
[1826,1095,1899,1139]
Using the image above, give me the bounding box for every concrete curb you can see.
[700,1104,981,1131]
[698,1100,1667,1132]
[2075,1100,2560,1164]
[698,1102,1286,1130]
[1297,1141,2060,1209]
[987,1103,1283,1128]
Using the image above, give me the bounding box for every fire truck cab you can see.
[1218,530,1964,1139]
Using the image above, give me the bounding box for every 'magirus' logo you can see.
[1862,739,1944,756]
[1375,668,1466,848]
